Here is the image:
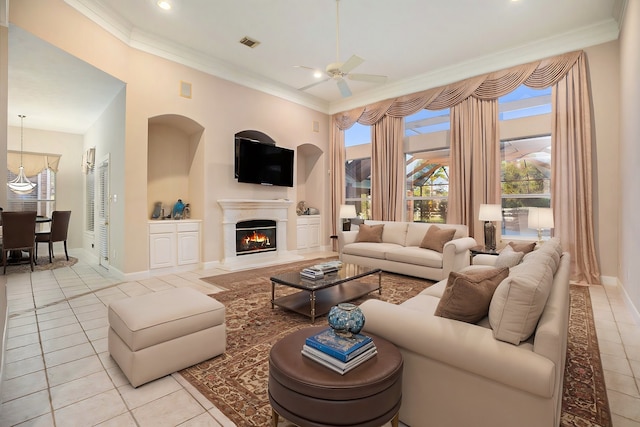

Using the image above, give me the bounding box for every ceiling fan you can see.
[296,0,388,98]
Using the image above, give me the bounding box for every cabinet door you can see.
[149,233,176,269]
[308,221,321,248]
[177,231,200,265]
[297,223,308,249]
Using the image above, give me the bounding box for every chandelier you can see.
[7,114,36,195]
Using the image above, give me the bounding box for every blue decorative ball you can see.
[328,303,365,337]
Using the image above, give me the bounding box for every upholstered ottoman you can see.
[108,287,226,387]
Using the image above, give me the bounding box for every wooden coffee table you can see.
[270,263,382,323]
[269,326,402,427]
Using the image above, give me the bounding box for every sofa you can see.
[338,221,477,281]
[360,238,570,427]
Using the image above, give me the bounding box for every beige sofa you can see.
[339,221,476,281]
[360,238,570,427]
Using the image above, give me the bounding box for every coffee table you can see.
[270,263,382,323]
[269,326,402,427]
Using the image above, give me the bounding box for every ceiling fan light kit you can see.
[296,0,387,97]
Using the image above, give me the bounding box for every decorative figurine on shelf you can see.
[172,199,185,220]
[151,202,162,219]
[183,203,191,219]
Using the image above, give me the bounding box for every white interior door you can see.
[97,155,110,268]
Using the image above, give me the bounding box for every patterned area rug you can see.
[180,261,611,427]
[561,284,612,426]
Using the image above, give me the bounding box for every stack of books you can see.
[300,261,343,280]
[302,328,377,375]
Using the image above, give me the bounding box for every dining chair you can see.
[35,211,72,264]
[1,211,37,274]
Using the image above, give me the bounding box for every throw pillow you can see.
[435,267,509,323]
[419,225,456,253]
[488,263,555,345]
[508,241,536,254]
[495,245,525,268]
[355,224,384,243]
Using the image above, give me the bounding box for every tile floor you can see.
[0,251,638,426]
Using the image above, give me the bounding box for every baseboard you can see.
[616,277,640,326]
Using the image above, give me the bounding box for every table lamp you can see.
[528,207,554,243]
[478,204,502,251]
[339,204,357,231]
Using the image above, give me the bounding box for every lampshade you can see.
[478,204,502,222]
[528,207,554,229]
[339,204,357,219]
[7,115,36,195]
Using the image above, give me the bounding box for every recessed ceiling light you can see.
[313,70,323,79]
[157,1,172,10]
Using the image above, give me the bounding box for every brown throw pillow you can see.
[419,225,456,253]
[435,267,509,323]
[508,241,536,254]
[355,224,384,243]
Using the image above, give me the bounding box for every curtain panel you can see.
[331,49,600,283]
[7,151,61,176]
[371,116,404,220]
[330,117,346,251]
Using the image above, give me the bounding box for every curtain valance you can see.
[7,151,61,176]
[334,50,582,129]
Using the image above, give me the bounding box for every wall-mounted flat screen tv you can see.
[235,138,294,187]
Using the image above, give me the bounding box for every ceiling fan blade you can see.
[340,55,364,74]
[336,78,352,97]
[294,65,318,71]
[298,78,330,91]
[348,73,388,84]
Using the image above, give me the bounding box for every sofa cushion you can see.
[342,242,401,259]
[508,241,536,254]
[384,246,443,269]
[419,225,456,253]
[489,262,555,345]
[355,224,384,243]
[376,222,408,245]
[495,245,524,268]
[434,267,509,323]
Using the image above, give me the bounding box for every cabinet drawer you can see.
[177,222,200,232]
[149,223,176,234]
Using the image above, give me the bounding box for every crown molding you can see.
[328,18,621,114]
[64,0,620,117]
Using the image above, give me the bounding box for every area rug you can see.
[561,284,612,427]
[4,256,78,275]
[181,262,611,427]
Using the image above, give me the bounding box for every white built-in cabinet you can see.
[149,220,201,270]
[297,215,321,250]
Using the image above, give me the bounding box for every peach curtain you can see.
[551,54,601,284]
[330,117,347,251]
[448,98,501,243]
[330,50,600,282]
[371,116,404,220]
[7,151,61,176]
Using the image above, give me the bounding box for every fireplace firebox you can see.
[236,220,277,255]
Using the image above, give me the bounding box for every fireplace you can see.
[217,199,303,270]
[236,220,277,255]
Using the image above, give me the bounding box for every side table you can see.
[268,326,403,427]
[469,245,499,264]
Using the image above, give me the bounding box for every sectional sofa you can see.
[360,238,569,427]
[338,221,477,281]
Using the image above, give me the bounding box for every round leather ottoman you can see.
[268,326,403,427]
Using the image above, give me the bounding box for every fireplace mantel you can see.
[217,199,302,270]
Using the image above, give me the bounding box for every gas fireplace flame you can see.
[243,230,270,246]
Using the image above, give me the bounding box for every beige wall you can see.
[9,0,330,275]
[619,1,640,313]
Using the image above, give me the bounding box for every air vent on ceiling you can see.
[239,36,260,48]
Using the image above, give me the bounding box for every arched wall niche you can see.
[296,143,324,215]
[147,114,205,220]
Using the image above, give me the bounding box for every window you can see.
[6,168,56,217]
[405,108,450,136]
[500,135,551,238]
[499,85,552,238]
[405,150,449,223]
[344,123,372,218]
